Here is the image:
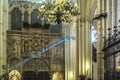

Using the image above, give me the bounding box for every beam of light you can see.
[8,33,76,72]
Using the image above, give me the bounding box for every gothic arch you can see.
[11,8,22,30]
[23,58,50,71]
[31,9,41,25]
[8,56,21,63]
[37,58,50,69]
[8,56,21,70]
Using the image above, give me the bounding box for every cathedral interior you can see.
[0,0,120,80]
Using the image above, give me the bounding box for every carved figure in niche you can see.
[23,40,29,54]
[13,41,19,55]
[55,50,60,58]
[7,40,19,56]
[9,70,21,80]
[52,72,63,80]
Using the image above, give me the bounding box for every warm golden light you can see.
[56,0,63,4]
[86,63,89,72]
[69,71,73,79]
[52,72,63,80]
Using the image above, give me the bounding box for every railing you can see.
[103,26,120,51]
[103,23,120,80]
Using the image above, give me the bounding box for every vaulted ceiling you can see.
[79,0,97,22]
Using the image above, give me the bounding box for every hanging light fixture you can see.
[39,0,80,24]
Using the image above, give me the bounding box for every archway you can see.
[23,58,50,80]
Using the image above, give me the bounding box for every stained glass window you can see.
[11,8,22,30]
[31,9,41,24]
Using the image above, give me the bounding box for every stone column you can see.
[76,15,80,80]
[69,17,77,80]
[3,0,8,64]
[0,0,8,76]
[108,0,115,33]
[64,23,70,80]
[0,0,3,76]
[96,20,105,80]
[77,19,82,76]
[63,17,77,80]
[86,21,92,79]
[97,0,107,80]
[77,20,92,80]
[96,2,101,78]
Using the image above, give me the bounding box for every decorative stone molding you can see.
[7,31,64,78]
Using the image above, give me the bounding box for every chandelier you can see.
[39,0,80,24]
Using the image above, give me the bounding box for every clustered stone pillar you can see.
[77,19,92,80]
[0,0,8,77]
[0,0,3,75]
[64,17,77,80]
[97,0,107,80]
[96,20,104,80]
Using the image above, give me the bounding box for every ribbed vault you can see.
[79,0,97,22]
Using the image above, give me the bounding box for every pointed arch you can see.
[31,9,41,25]
[11,8,22,30]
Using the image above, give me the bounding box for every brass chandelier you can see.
[39,0,80,24]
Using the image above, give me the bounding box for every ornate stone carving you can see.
[23,58,49,71]
[30,37,43,52]
[8,1,65,79]
[21,38,30,55]
[9,70,21,80]
[7,39,20,57]
[7,31,64,79]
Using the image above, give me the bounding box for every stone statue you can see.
[9,70,21,80]
[52,72,63,80]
